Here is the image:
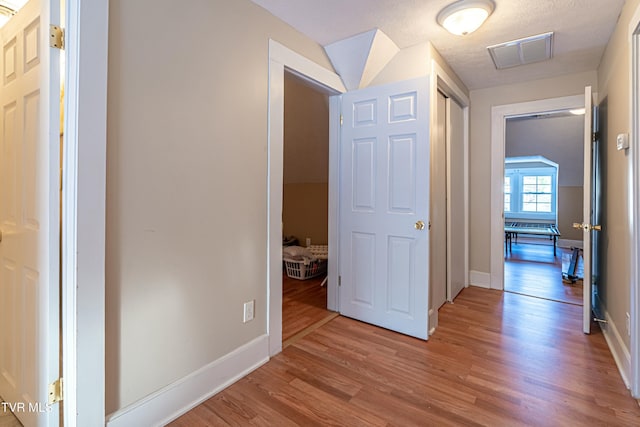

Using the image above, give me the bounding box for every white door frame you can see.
[629,2,640,399]
[490,94,584,290]
[267,40,345,356]
[61,1,109,425]
[428,61,470,332]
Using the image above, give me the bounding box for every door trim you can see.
[267,40,344,356]
[428,60,470,332]
[62,1,109,425]
[629,2,640,398]
[490,95,584,290]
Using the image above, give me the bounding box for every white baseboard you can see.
[599,307,631,389]
[469,270,491,289]
[558,239,583,249]
[105,335,270,427]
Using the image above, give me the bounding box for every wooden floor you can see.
[282,273,331,343]
[169,287,640,426]
[505,239,583,305]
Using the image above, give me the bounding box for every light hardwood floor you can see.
[169,286,640,426]
[505,239,583,305]
[282,273,331,343]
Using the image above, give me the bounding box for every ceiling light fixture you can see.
[0,1,29,28]
[437,0,495,36]
[0,5,15,28]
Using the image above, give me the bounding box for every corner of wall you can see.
[105,335,269,427]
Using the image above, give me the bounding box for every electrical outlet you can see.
[627,312,631,337]
[243,300,254,323]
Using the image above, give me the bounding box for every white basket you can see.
[283,258,327,280]
[306,245,328,259]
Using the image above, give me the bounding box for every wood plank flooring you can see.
[169,287,640,426]
[282,273,330,343]
[505,240,583,305]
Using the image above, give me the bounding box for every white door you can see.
[0,0,60,425]
[580,86,600,334]
[339,77,430,339]
[431,91,446,309]
[448,97,466,300]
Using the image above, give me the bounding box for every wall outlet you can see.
[626,312,631,336]
[306,237,311,247]
[243,300,254,323]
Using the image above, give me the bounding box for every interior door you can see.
[0,0,61,425]
[579,85,600,334]
[339,77,430,339]
[431,91,446,309]
[448,97,466,300]
[590,104,603,324]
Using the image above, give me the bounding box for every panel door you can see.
[339,77,430,339]
[431,91,446,309]
[581,86,597,334]
[448,97,466,300]
[0,0,61,425]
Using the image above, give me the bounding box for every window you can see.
[504,176,511,212]
[522,175,552,212]
[504,158,558,222]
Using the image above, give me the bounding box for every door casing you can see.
[628,1,640,399]
[267,40,344,356]
[490,94,585,291]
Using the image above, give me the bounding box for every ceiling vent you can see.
[487,32,553,69]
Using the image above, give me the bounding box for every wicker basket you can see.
[283,258,327,280]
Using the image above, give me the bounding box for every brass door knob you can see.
[573,222,602,231]
[415,220,425,230]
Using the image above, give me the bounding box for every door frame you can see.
[61,1,109,425]
[629,1,640,399]
[428,61,470,332]
[267,40,345,356]
[489,94,585,290]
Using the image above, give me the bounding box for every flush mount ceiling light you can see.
[437,0,495,36]
[0,5,15,27]
[0,1,28,28]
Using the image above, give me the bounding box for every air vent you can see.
[487,32,553,70]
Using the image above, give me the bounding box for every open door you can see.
[339,77,430,339]
[0,0,61,425]
[575,86,601,334]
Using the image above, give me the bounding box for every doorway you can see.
[281,72,336,346]
[503,112,585,306]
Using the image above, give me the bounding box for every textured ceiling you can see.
[251,0,626,90]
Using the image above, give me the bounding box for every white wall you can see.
[596,0,640,353]
[105,0,333,414]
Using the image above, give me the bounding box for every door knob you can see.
[573,222,602,231]
[415,220,425,230]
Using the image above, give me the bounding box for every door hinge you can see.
[592,131,599,143]
[340,114,343,126]
[48,377,63,405]
[49,25,64,50]
[338,275,342,287]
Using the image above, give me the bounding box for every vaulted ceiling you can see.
[251,0,626,90]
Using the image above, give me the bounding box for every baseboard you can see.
[105,335,270,427]
[469,270,491,289]
[599,307,631,389]
[558,239,583,249]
